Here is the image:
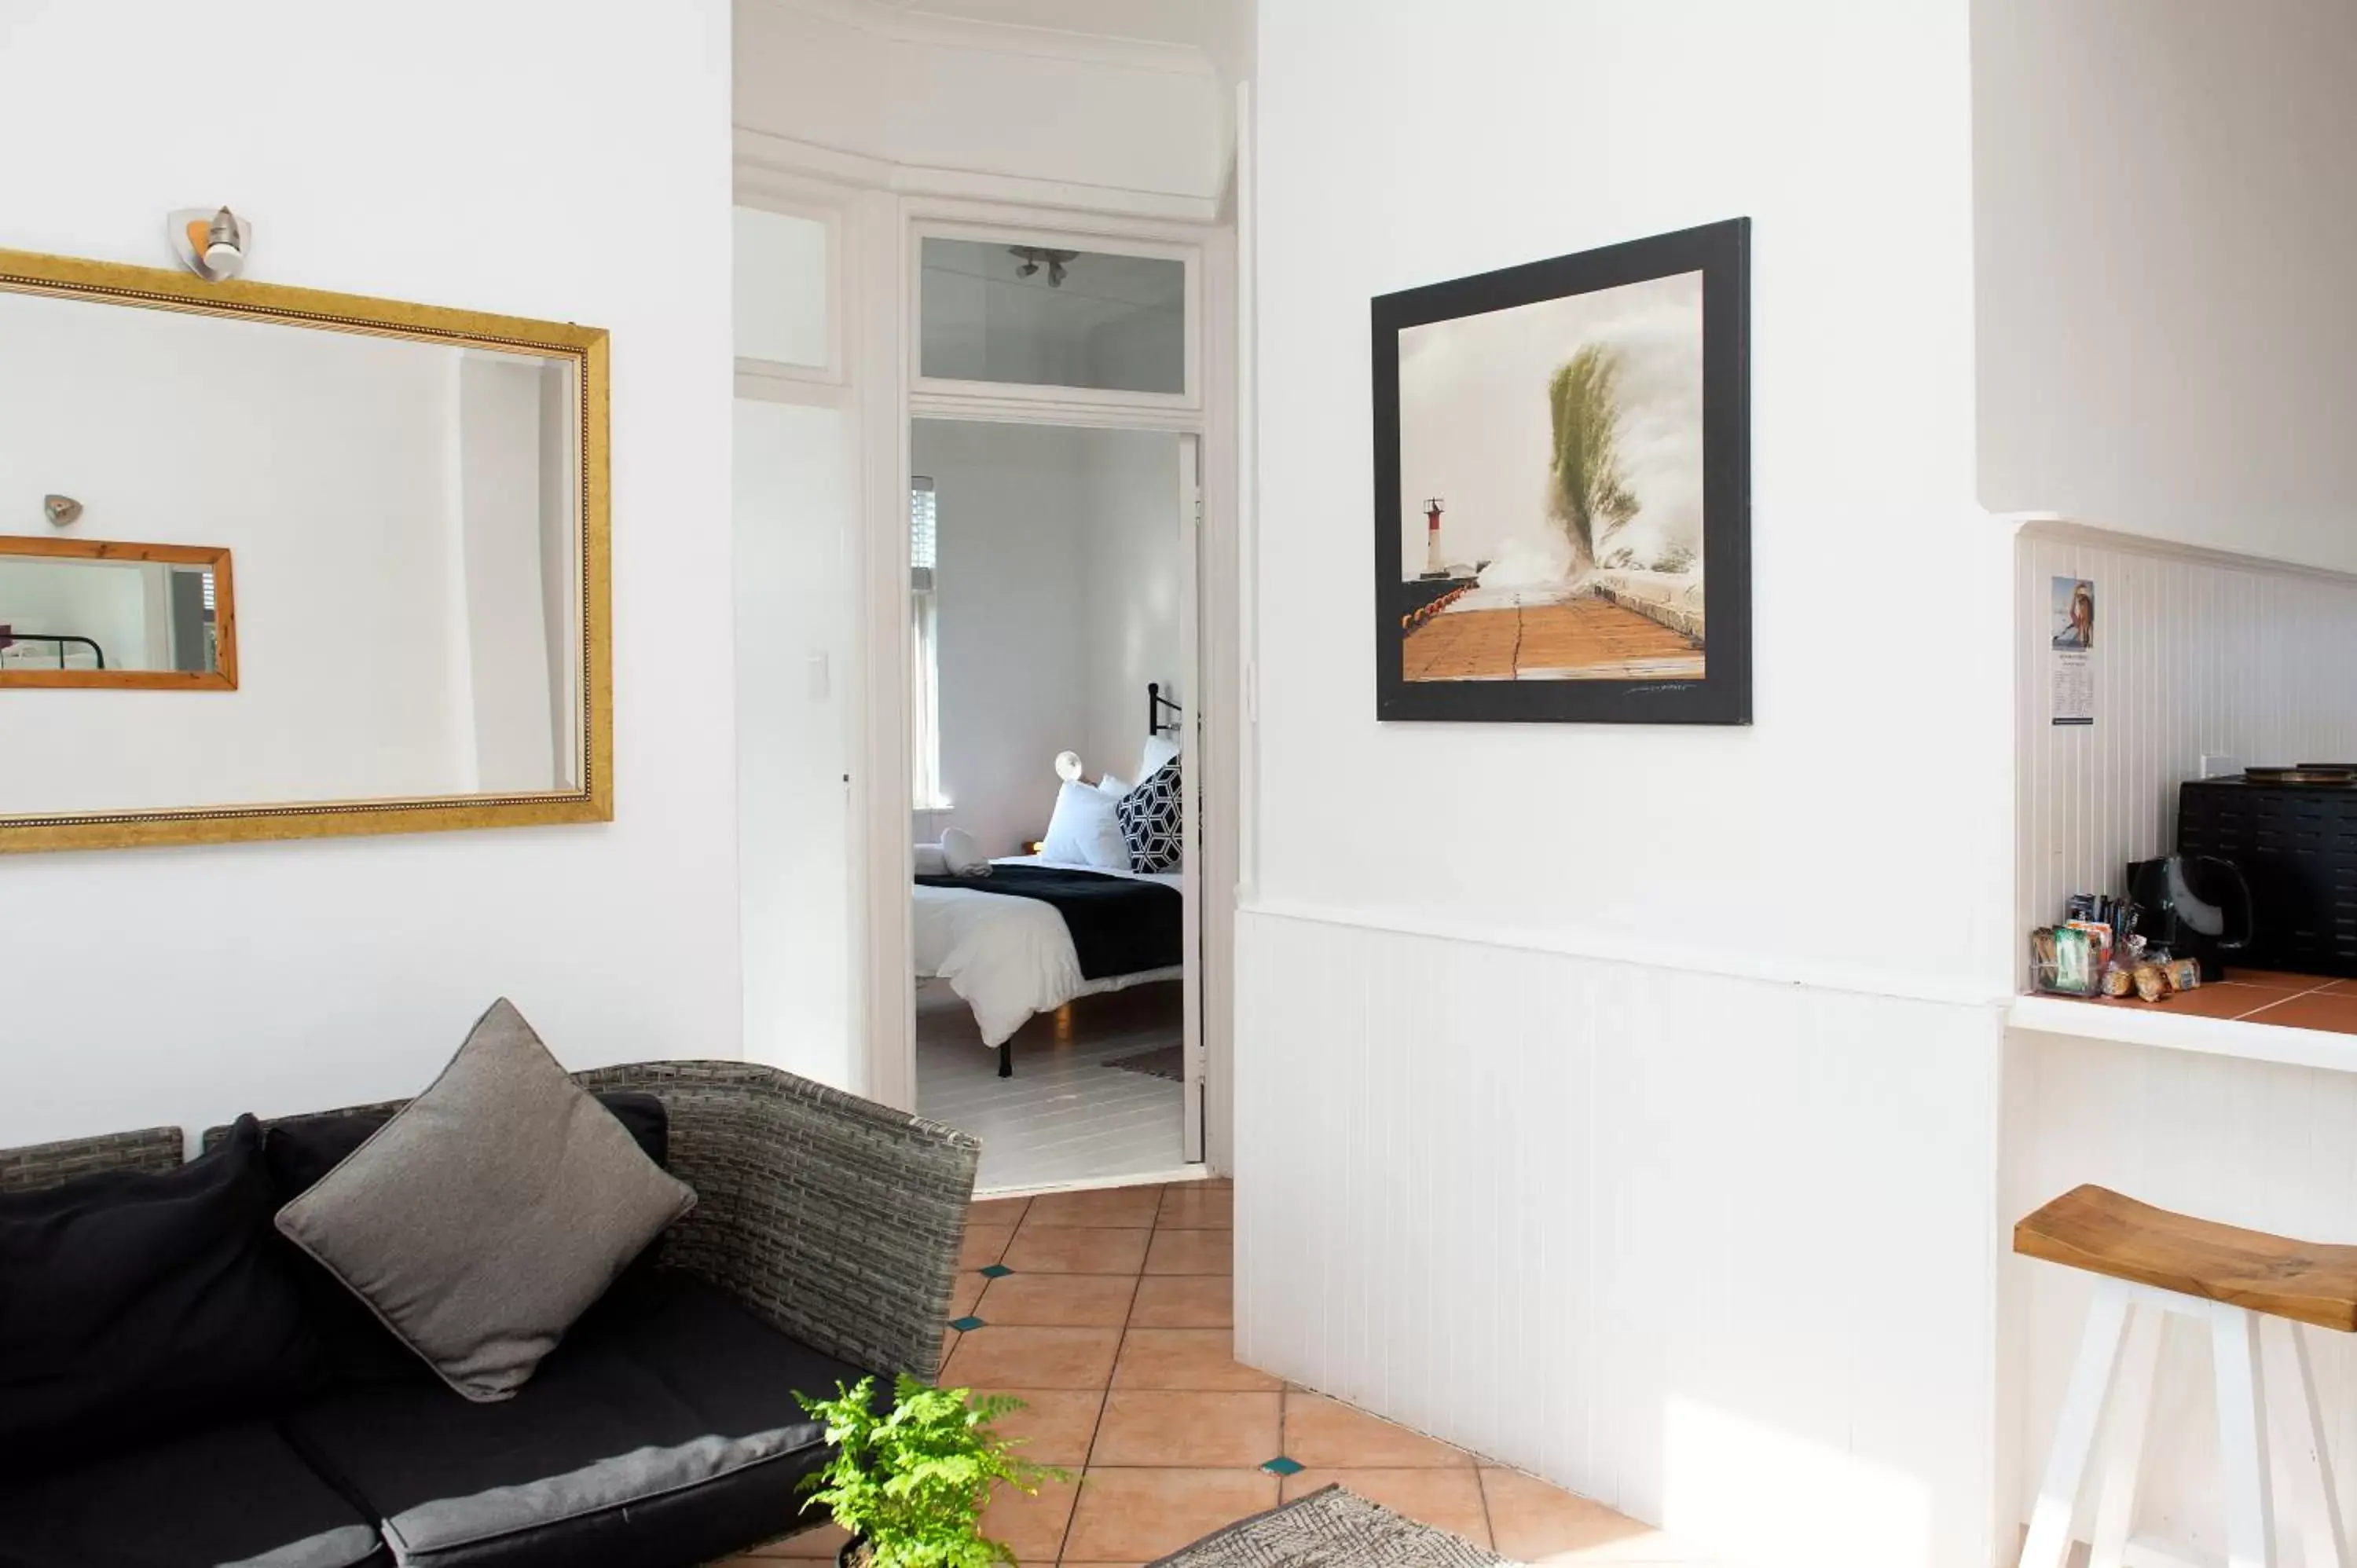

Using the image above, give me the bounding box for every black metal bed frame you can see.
[0,632,106,669]
[1147,681,1182,740]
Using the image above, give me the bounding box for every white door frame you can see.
[854,193,1237,1172]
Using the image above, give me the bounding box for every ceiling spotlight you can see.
[1006,246,1080,288]
[168,206,252,282]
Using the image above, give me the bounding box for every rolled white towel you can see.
[940,826,991,876]
[913,842,948,876]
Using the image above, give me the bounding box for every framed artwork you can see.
[1372,218,1750,724]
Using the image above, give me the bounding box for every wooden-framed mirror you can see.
[0,248,610,854]
[0,537,238,690]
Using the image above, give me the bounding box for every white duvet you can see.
[914,855,1182,1047]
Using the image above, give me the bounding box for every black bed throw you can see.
[915,866,1182,980]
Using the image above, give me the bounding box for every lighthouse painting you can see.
[1371,219,1751,725]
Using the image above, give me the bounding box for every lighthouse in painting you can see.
[1424,498,1445,577]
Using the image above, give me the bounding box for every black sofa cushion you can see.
[284,1271,860,1568]
[0,1416,386,1568]
[0,1115,322,1470]
[259,1093,671,1390]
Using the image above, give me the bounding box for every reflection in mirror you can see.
[918,237,1186,395]
[0,284,584,822]
[0,551,225,676]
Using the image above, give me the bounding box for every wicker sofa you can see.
[0,1060,981,1568]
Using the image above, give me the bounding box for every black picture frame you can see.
[1372,218,1751,724]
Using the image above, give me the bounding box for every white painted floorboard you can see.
[915,978,1187,1193]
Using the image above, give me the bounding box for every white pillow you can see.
[1139,735,1181,782]
[1097,773,1131,798]
[1039,781,1132,870]
[940,826,991,876]
[913,842,948,876]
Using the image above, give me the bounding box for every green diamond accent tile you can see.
[1261,1456,1303,1476]
[978,1264,1014,1279]
[949,1316,986,1332]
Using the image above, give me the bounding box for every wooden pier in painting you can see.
[1402,592,1703,682]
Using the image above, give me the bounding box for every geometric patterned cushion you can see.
[1116,757,1183,874]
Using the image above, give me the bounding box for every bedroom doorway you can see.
[907,416,1205,1192]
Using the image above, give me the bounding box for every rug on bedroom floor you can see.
[1105,1043,1185,1080]
[1143,1485,1509,1567]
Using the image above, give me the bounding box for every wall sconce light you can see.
[42,495,83,529]
[168,207,251,281]
[1054,750,1084,782]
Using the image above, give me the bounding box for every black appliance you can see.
[2125,851,2253,981]
[2175,775,2357,976]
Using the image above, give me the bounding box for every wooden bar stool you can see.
[2015,1185,2355,1568]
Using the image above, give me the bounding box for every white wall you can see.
[735,0,1226,207]
[917,419,1091,855]
[1079,427,1182,784]
[0,0,739,1147]
[1974,0,2357,571]
[1242,5,2010,1564]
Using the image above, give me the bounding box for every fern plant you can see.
[798,1375,1065,1568]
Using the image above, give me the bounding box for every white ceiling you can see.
[896,0,1241,56]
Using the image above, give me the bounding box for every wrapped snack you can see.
[2163,956,2201,991]
[2101,966,2135,998]
[2132,962,2170,1002]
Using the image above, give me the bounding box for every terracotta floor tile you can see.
[1129,1274,1233,1328]
[967,1195,1032,1227]
[1481,1467,1703,1562]
[1144,1228,1233,1276]
[948,1270,988,1318]
[977,1471,1080,1562]
[1157,1185,1233,1229]
[1023,1184,1164,1228]
[1063,1468,1280,1562]
[738,1518,850,1558]
[976,1271,1138,1328]
[958,1222,1016,1269]
[1113,1328,1284,1391]
[1283,1394,1472,1468]
[2220,968,2331,990]
[940,1325,1124,1390]
[2318,978,2357,995]
[2243,991,2357,1034]
[1091,1390,1282,1467]
[1280,1470,1493,1548]
[969,1387,1107,1467]
[2135,981,2300,1020]
[1003,1225,1152,1276]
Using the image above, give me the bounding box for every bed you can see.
[913,853,1182,1076]
[915,685,1187,1076]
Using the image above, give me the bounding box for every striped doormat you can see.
[1146,1486,1508,1566]
[1105,1044,1185,1081]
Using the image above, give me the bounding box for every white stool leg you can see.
[2088,1302,2165,1568]
[2264,1316,2348,1568]
[2213,1302,2278,1568]
[2021,1280,2134,1568]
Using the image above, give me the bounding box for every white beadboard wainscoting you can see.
[2014,521,2357,936]
[2003,1026,2357,1558]
[1233,907,2009,1568]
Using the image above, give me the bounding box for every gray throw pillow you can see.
[274,998,696,1402]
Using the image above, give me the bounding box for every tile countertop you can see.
[2010,969,2357,1071]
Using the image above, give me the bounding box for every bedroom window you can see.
[910,478,945,810]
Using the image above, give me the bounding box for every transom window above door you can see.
[917,234,1193,401]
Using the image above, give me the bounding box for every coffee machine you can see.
[2125,855,2253,981]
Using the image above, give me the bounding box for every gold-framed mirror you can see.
[0,248,610,854]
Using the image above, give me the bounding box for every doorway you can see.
[907,417,1204,1192]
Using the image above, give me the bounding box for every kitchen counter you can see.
[2008,969,2357,1070]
